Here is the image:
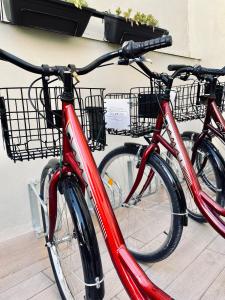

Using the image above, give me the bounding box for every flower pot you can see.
[104,14,169,44]
[3,0,93,36]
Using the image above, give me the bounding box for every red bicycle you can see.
[0,36,174,299]
[167,64,225,222]
[99,62,225,261]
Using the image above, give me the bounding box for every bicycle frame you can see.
[125,99,225,238]
[192,98,225,160]
[47,100,172,300]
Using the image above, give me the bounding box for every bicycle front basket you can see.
[0,86,106,162]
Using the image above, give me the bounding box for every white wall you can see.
[188,0,225,154]
[189,0,225,67]
[0,0,223,241]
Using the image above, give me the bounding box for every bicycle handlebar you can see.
[168,64,190,72]
[122,35,172,58]
[168,64,225,78]
[0,35,172,77]
[78,36,172,75]
[0,49,44,75]
[76,50,121,75]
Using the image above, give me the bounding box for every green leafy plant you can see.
[117,8,159,27]
[133,12,158,27]
[146,14,158,27]
[115,7,122,16]
[133,12,141,25]
[141,13,148,25]
[123,8,132,21]
[66,0,88,9]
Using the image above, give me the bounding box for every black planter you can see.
[104,14,169,44]
[3,0,93,36]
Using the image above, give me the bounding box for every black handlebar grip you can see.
[168,64,191,71]
[0,49,8,61]
[121,35,172,58]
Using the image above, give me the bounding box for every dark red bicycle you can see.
[0,37,175,299]
[167,65,225,223]
[100,62,225,263]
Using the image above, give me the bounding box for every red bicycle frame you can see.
[125,98,225,238]
[192,98,225,158]
[48,100,172,300]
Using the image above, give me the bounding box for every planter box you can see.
[3,0,93,36]
[104,14,169,44]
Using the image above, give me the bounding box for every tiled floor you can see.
[0,215,225,299]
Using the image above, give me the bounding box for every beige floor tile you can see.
[1,203,225,299]
[0,273,52,300]
[0,258,50,293]
[200,267,225,300]
[29,284,61,300]
[115,289,130,300]
[0,233,48,279]
[146,219,217,289]
[42,266,55,283]
[207,235,225,255]
[166,249,225,300]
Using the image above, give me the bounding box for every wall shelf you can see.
[0,0,168,44]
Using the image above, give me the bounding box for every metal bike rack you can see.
[0,0,9,23]
[28,180,43,238]
[28,179,94,238]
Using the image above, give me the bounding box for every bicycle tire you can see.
[99,143,187,263]
[40,159,104,300]
[167,131,225,223]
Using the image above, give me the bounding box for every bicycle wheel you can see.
[99,143,187,263]
[167,131,225,223]
[40,159,104,300]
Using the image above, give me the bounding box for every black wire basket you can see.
[131,83,167,136]
[105,79,167,137]
[172,82,224,122]
[105,79,225,139]
[0,86,106,162]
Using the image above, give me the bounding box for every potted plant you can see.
[2,0,95,36]
[104,8,168,44]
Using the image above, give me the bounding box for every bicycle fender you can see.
[182,131,225,207]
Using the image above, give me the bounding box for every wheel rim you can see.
[42,170,85,299]
[101,153,175,258]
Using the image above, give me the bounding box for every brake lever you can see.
[118,58,130,65]
[118,56,152,66]
[138,56,153,64]
[178,72,192,81]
